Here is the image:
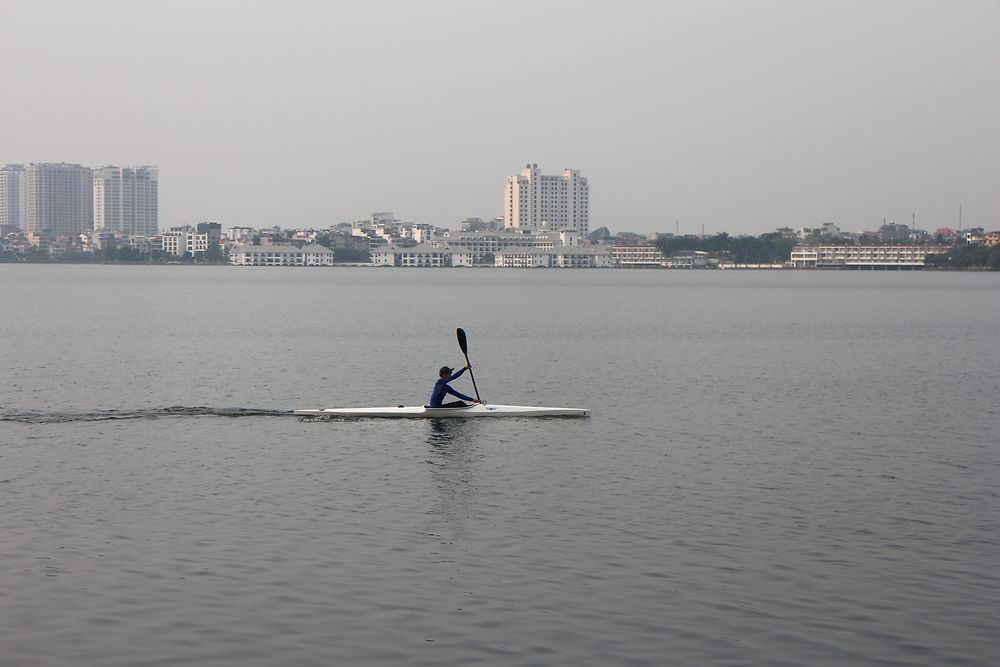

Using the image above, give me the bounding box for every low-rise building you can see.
[667,251,717,268]
[162,223,222,257]
[229,243,335,266]
[553,246,613,268]
[127,235,162,255]
[161,227,186,256]
[225,226,256,242]
[442,231,539,263]
[878,223,911,242]
[610,244,666,267]
[790,244,951,269]
[964,227,986,244]
[372,244,473,267]
[494,250,551,268]
[495,246,613,268]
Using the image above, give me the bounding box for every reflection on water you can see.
[425,419,482,538]
[427,418,464,448]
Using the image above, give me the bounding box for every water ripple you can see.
[0,406,292,423]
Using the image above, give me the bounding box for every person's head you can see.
[439,366,453,378]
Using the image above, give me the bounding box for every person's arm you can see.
[446,387,475,402]
[447,367,467,382]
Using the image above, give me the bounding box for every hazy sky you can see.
[3,0,997,235]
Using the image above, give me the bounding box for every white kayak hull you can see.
[294,403,590,418]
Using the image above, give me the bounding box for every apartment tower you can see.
[25,163,93,234]
[0,164,26,229]
[504,163,589,234]
[93,166,159,236]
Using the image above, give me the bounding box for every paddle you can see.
[456,327,482,404]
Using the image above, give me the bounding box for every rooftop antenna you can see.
[959,204,962,231]
[675,220,679,236]
[701,223,705,239]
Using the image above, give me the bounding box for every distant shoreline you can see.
[1,260,996,272]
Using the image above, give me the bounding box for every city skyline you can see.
[2,1,997,235]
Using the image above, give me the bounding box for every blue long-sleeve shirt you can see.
[429,367,473,407]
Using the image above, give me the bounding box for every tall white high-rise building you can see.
[93,166,158,235]
[504,163,590,234]
[0,164,26,229]
[26,163,93,234]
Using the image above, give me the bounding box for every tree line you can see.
[924,244,1000,270]
[654,233,799,264]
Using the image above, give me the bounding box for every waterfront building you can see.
[162,223,221,257]
[161,226,190,256]
[666,251,716,268]
[790,244,951,269]
[554,247,613,268]
[126,235,162,255]
[442,230,543,263]
[196,222,222,252]
[609,244,667,267]
[372,244,473,267]
[229,243,335,266]
[25,163,93,234]
[494,246,613,268]
[93,166,158,236]
[442,229,583,264]
[494,250,551,268]
[504,163,589,234]
[0,164,26,229]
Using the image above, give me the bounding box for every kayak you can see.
[294,403,590,418]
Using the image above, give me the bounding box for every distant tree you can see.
[654,232,799,263]
[924,252,949,268]
[587,227,611,242]
[333,246,370,263]
[200,244,224,263]
[26,247,49,262]
[921,245,998,270]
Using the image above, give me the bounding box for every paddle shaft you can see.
[456,328,482,403]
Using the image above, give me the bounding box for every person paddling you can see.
[429,364,482,408]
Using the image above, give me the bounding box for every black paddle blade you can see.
[457,328,468,354]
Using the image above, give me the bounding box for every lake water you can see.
[1,265,997,666]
